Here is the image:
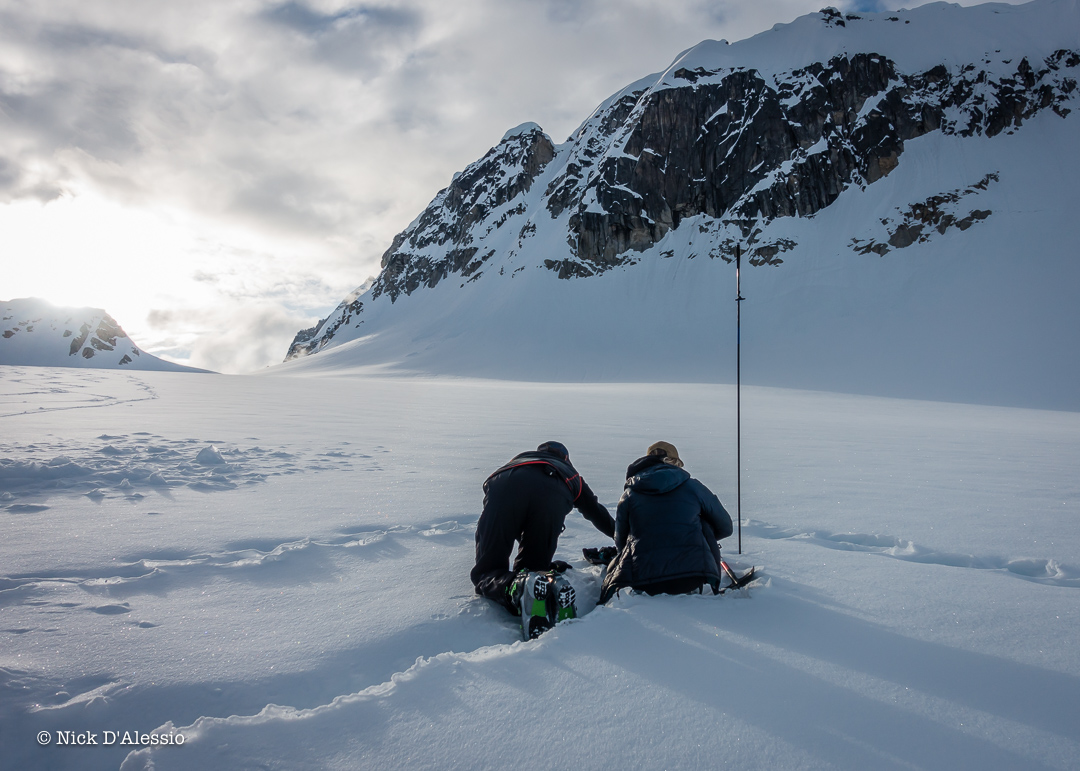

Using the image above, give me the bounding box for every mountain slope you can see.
[280,1,1080,411]
[0,298,209,372]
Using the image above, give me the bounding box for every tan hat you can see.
[647,441,684,468]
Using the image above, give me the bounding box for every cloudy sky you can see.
[1,0,1014,372]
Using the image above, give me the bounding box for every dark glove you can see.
[582,546,617,565]
[549,560,573,573]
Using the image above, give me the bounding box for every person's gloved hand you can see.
[550,560,573,573]
[582,546,618,565]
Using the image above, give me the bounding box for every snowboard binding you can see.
[510,569,577,640]
[553,573,576,622]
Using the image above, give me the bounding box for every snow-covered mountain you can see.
[0,298,208,372]
[282,1,1080,411]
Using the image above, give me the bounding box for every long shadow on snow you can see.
[0,531,415,608]
[601,586,1078,770]
[744,520,1080,587]
[0,606,517,771]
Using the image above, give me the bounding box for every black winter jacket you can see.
[600,455,733,602]
[485,451,593,508]
[471,449,614,597]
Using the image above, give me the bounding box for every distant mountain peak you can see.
[0,298,209,372]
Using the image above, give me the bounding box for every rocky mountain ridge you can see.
[278,1,1080,412]
[288,2,1078,362]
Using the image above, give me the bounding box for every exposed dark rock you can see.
[850,174,998,255]
[371,127,556,303]
[545,92,645,220]
[562,51,1077,270]
[673,67,711,83]
[94,316,123,348]
[285,296,364,361]
[749,239,796,267]
[542,259,595,279]
[820,8,846,28]
[69,323,90,356]
[888,224,924,249]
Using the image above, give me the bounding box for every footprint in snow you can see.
[89,604,131,615]
[746,520,1080,587]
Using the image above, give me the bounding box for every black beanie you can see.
[537,441,570,460]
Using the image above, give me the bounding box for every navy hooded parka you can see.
[600,455,732,602]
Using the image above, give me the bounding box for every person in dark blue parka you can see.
[600,441,732,603]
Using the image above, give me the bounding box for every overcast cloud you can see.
[0,0,1015,372]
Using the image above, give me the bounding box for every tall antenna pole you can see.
[735,243,744,555]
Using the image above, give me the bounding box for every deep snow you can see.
[1,365,1078,770]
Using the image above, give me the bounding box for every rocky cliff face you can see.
[556,47,1076,271]
[373,125,556,303]
[286,4,1080,363]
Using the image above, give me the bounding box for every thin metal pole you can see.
[735,243,743,555]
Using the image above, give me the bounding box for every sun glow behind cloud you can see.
[2,192,199,333]
[0,191,331,370]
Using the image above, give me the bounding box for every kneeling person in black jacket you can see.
[600,441,732,603]
[472,441,615,638]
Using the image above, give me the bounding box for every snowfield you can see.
[2,365,1078,770]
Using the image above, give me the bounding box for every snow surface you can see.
[2,365,1079,770]
[501,121,546,142]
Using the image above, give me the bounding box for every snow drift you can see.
[2,366,1078,771]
